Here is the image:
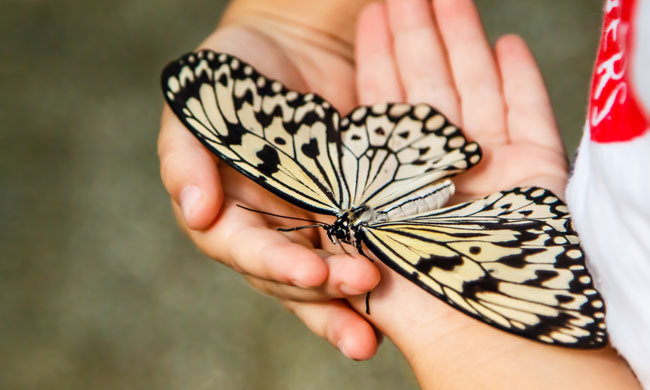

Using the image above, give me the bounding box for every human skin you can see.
[157,0,641,388]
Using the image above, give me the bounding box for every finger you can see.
[355,2,404,105]
[158,106,223,230]
[245,252,381,301]
[386,0,460,123]
[284,299,379,360]
[432,0,507,143]
[176,200,329,288]
[495,34,564,152]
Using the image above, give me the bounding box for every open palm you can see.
[160,0,569,362]
[339,2,636,387]
[158,5,386,360]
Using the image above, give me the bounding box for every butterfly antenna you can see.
[278,224,328,232]
[236,204,329,228]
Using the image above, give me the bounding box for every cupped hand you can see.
[347,0,638,388]
[158,3,381,360]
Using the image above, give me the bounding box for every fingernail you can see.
[340,284,363,296]
[337,341,353,360]
[180,185,201,223]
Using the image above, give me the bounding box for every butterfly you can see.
[161,50,607,348]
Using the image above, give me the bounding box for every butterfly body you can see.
[162,50,608,348]
[327,207,370,249]
[328,178,455,250]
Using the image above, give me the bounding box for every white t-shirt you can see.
[566,0,650,387]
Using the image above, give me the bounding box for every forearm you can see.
[401,327,640,389]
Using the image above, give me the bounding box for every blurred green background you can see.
[2,1,602,389]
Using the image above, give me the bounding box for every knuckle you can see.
[158,146,188,190]
[158,143,185,174]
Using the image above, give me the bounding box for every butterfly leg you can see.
[355,241,374,263]
[365,292,371,315]
[351,241,373,314]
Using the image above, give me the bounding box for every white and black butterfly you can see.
[161,50,607,348]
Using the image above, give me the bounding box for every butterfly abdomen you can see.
[376,179,455,221]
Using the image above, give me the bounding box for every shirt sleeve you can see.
[566,0,650,387]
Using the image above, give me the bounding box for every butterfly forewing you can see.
[360,187,607,348]
[162,51,347,215]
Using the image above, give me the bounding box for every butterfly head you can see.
[327,211,353,245]
[327,206,377,248]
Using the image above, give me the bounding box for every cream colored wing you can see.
[360,187,607,348]
[161,50,347,215]
[340,104,481,214]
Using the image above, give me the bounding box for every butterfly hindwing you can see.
[360,187,607,348]
[341,104,481,211]
[162,51,347,215]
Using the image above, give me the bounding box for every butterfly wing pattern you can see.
[339,104,481,212]
[361,188,607,347]
[162,50,607,348]
[162,50,344,215]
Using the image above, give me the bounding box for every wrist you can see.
[361,281,639,389]
[398,324,639,389]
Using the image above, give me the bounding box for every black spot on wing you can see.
[217,73,228,86]
[523,269,559,287]
[283,120,300,135]
[415,255,464,273]
[255,111,273,128]
[554,244,583,269]
[500,248,546,268]
[499,254,527,268]
[221,123,244,146]
[256,145,280,176]
[326,121,339,144]
[240,89,254,105]
[302,111,322,126]
[301,138,320,159]
[525,312,579,340]
[462,275,501,298]
[285,97,304,108]
[555,294,575,304]
[271,104,286,117]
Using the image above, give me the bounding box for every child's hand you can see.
[347,0,638,388]
[157,1,383,361]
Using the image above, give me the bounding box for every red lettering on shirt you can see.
[589,0,649,142]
